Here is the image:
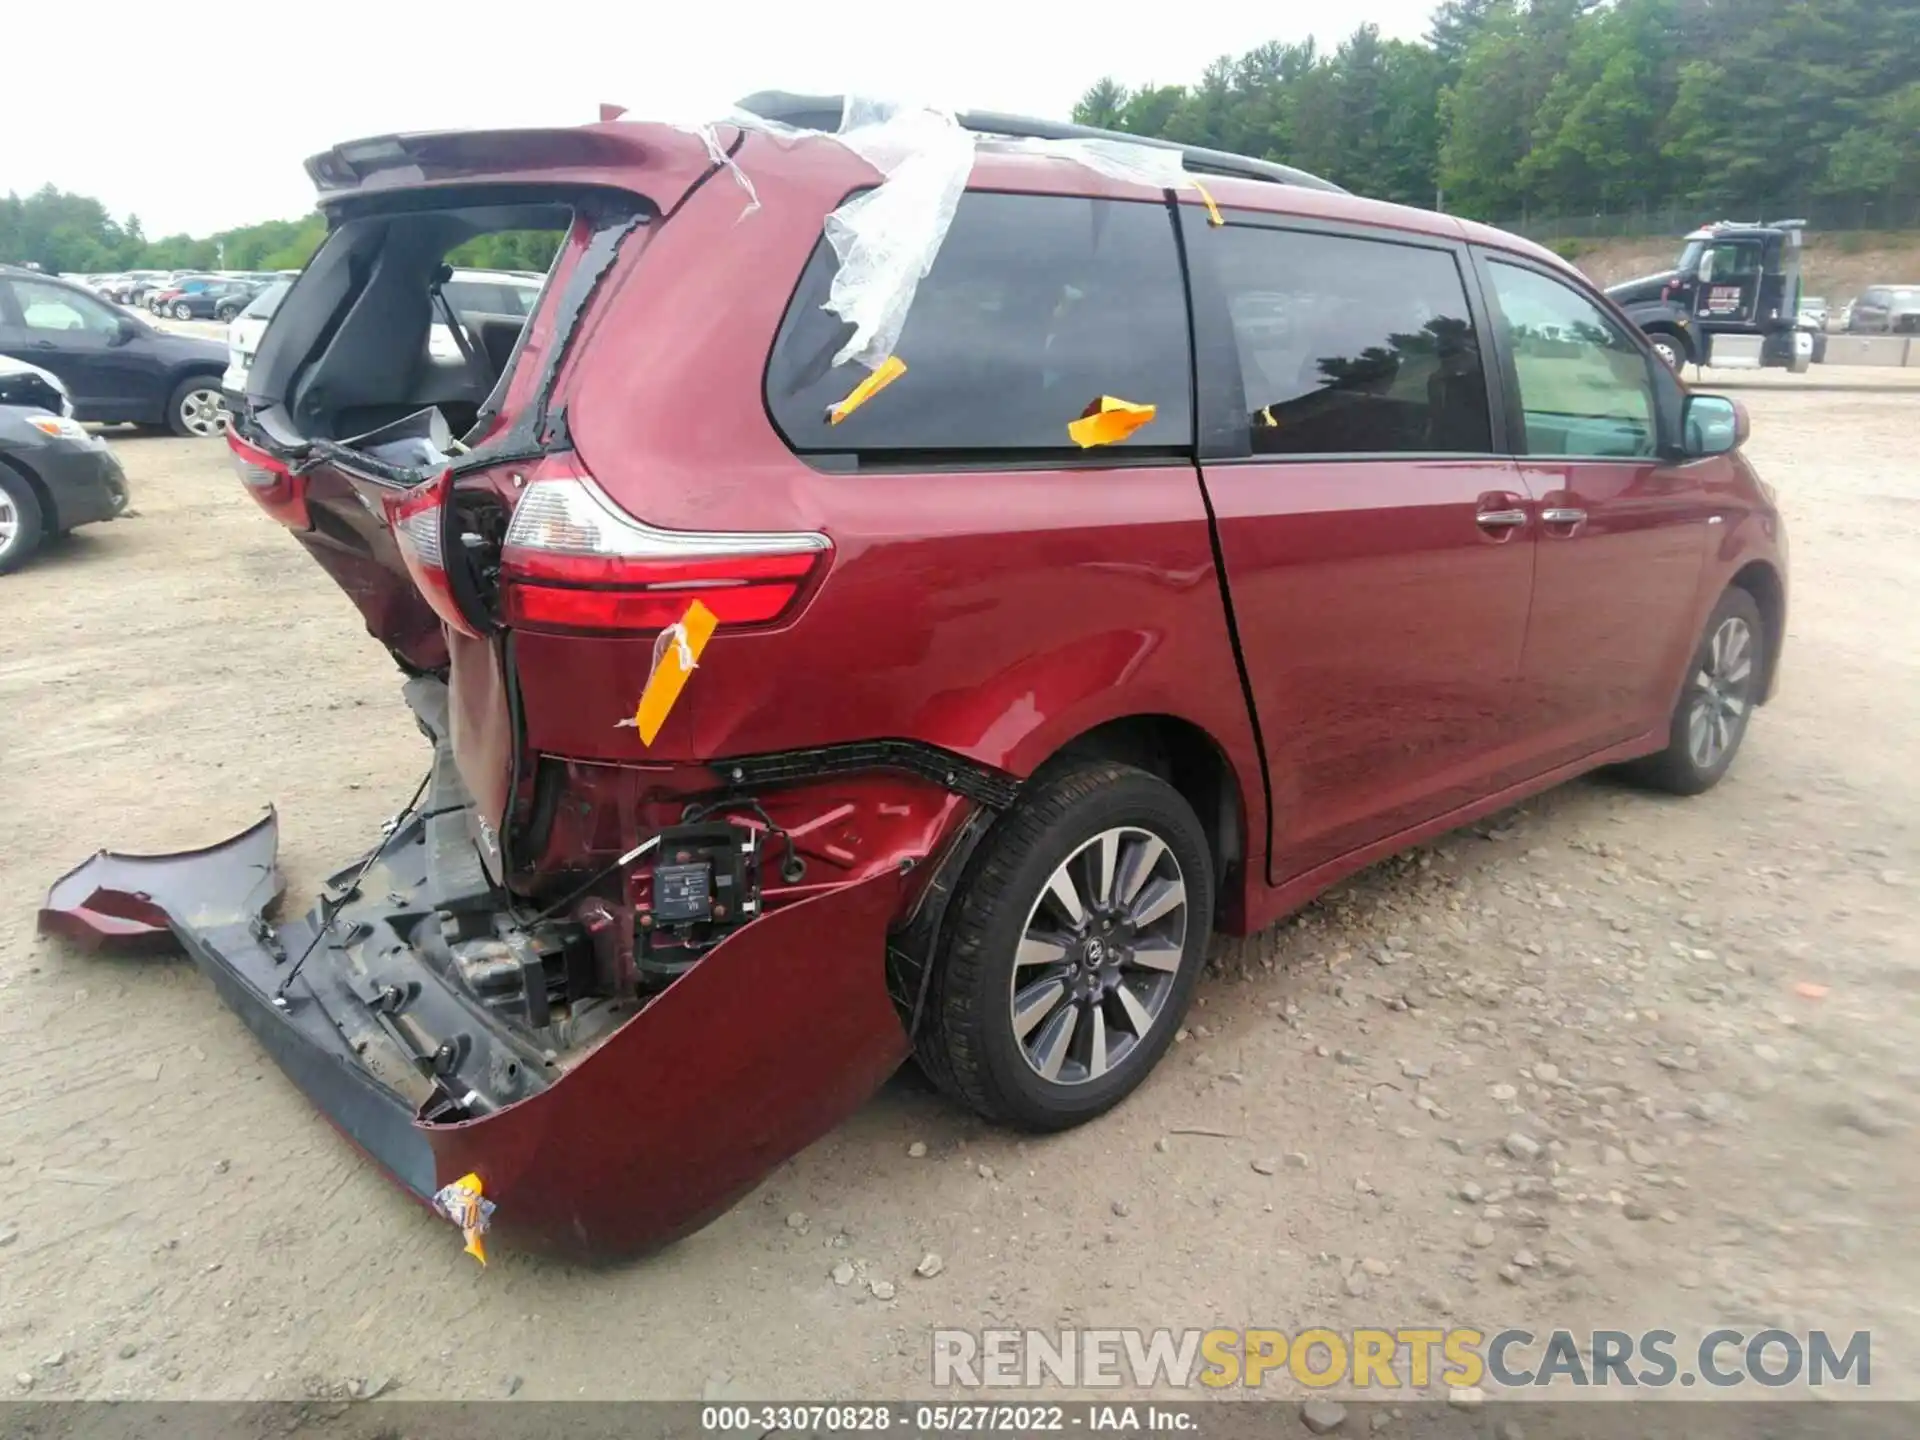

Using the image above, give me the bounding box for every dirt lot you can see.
[2,377,1917,1405]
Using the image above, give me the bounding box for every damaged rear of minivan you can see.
[45,109,1257,1260]
[43,121,992,1260]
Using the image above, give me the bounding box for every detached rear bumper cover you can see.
[40,815,910,1261]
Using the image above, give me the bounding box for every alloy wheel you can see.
[1008,826,1188,1086]
[178,387,230,437]
[172,302,193,319]
[0,491,17,560]
[1687,615,1754,769]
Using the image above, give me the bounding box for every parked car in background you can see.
[0,267,230,435]
[51,106,1788,1262]
[161,280,261,321]
[146,276,219,313]
[0,353,130,573]
[427,269,544,363]
[1797,295,1829,329]
[213,284,267,322]
[1844,284,1920,334]
[221,279,289,394]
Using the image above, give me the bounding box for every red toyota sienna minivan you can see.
[44,98,1786,1260]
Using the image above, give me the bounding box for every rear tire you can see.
[0,467,46,575]
[1648,330,1687,371]
[916,762,1214,1131]
[1620,587,1765,795]
[166,375,229,437]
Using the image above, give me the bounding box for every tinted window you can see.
[1485,262,1656,459]
[1209,227,1491,456]
[767,192,1192,458]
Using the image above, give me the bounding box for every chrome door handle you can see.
[1541,507,1587,525]
[1476,508,1529,528]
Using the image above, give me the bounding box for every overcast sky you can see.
[2,0,1439,238]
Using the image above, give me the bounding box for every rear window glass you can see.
[766,192,1192,460]
[1210,226,1492,455]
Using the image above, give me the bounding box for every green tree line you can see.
[1,186,559,276]
[1076,0,1920,221]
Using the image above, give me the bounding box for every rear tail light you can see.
[227,432,309,529]
[500,475,830,635]
[384,470,483,639]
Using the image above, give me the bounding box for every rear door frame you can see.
[1177,204,1537,886]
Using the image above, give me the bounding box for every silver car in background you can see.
[1845,284,1920,334]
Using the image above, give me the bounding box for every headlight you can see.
[26,414,90,442]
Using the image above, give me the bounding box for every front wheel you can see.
[917,762,1214,1131]
[166,376,229,437]
[171,301,194,320]
[0,467,47,575]
[1648,331,1687,371]
[1621,587,1765,795]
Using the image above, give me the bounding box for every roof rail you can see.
[732,91,1347,195]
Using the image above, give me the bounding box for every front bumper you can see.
[31,438,129,531]
[39,711,915,1261]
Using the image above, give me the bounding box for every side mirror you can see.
[113,315,144,345]
[1684,394,1747,457]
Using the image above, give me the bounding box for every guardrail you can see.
[1819,335,1919,367]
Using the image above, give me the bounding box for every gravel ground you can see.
[1,379,1915,1405]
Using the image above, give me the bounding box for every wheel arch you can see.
[1729,560,1785,704]
[1035,713,1246,922]
[169,361,228,387]
[0,452,55,531]
[1643,320,1696,364]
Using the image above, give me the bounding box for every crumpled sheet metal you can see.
[671,97,1220,374]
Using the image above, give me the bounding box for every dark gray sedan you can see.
[1845,284,1920,334]
[0,356,130,574]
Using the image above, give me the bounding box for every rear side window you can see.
[1209,226,1492,456]
[766,192,1192,460]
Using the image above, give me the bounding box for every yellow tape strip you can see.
[1191,179,1224,227]
[828,355,907,424]
[633,600,719,746]
[1067,395,1159,448]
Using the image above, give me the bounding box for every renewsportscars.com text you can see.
[932,1327,1871,1390]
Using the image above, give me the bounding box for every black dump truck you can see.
[1606,219,1816,372]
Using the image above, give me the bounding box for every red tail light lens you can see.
[500,476,830,635]
[227,432,309,529]
[383,470,483,639]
